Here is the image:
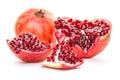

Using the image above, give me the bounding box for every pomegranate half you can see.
[54,17,112,58]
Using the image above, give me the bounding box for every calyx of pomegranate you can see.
[7,33,52,62]
[35,9,46,17]
[55,17,112,58]
[42,42,83,69]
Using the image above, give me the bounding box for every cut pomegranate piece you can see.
[54,17,112,58]
[42,42,83,69]
[7,33,52,62]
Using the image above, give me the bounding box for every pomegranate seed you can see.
[67,18,73,23]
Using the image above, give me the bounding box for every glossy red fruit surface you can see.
[54,17,112,58]
[15,8,55,43]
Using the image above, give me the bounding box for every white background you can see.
[0,0,119,80]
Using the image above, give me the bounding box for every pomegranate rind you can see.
[6,39,52,62]
[73,19,112,58]
[42,60,83,69]
[86,31,111,57]
[72,45,87,58]
[61,60,83,69]
[42,61,61,68]
[73,33,111,58]
[85,19,112,58]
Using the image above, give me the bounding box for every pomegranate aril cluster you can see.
[47,42,81,64]
[9,33,50,53]
[55,17,110,51]
[55,17,82,37]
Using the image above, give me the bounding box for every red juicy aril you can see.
[55,17,112,58]
[42,41,83,69]
[7,33,52,62]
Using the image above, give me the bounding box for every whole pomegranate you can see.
[54,17,112,58]
[15,8,55,43]
[7,33,52,62]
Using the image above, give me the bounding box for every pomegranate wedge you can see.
[7,33,52,62]
[42,42,83,69]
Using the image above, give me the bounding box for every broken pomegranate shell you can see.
[54,17,112,58]
[42,42,83,69]
[7,33,52,62]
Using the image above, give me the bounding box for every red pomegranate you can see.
[42,41,83,69]
[54,17,112,58]
[15,8,56,44]
[7,33,53,62]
